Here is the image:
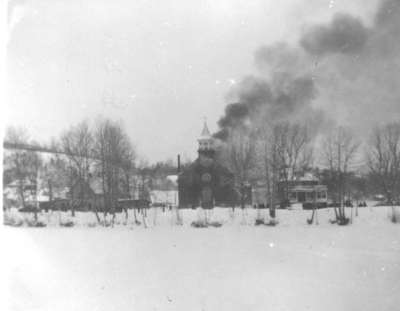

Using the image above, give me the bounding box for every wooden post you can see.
[176,154,182,225]
[315,189,319,225]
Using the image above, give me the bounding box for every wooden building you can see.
[278,173,327,209]
[252,173,328,209]
[69,178,105,211]
[178,122,237,209]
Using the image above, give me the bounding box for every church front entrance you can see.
[201,186,214,209]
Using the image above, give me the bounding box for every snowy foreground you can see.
[2,206,400,311]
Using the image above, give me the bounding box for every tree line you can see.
[217,120,400,224]
[3,118,182,224]
[3,118,400,225]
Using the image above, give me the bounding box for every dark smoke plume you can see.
[215,76,271,139]
[215,46,320,140]
[298,0,400,133]
[216,0,400,142]
[214,73,318,140]
[300,13,369,56]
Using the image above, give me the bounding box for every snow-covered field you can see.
[2,206,400,311]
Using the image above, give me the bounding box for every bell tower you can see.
[197,119,215,158]
[197,119,215,209]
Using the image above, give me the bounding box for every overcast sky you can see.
[6,0,380,163]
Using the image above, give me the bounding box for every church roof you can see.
[199,121,211,139]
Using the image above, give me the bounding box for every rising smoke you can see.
[300,13,369,56]
[214,62,319,140]
[215,0,400,141]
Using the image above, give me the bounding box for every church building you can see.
[178,122,237,209]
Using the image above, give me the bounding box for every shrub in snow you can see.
[208,221,222,228]
[25,219,47,227]
[328,215,350,226]
[60,220,74,227]
[4,219,24,227]
[255,218,266,226]
[337,217,350,226]
[265,218,279,226]
[4,215,24,227]
[254,217,280,226]
[190,220,208,228]
[103,220,112,227]
[87,222,97,228]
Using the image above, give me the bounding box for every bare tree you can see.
[136,160,152,227]
[94,118,133,225]
[220,128,256,225]
[41,154,69,203]
[368,122,400,221]
[4,127,29,208]
[4,126,42,220]
[322,126,360,224]
[274,122,313,207]
[255,125,279,222]
[227,128,255,209]
[254,121,313,224]
[61,120,94,216]
[119,138,137,221]
[347,172,368,217]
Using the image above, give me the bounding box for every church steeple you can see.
[200,121,211,138]
[198,119,214,157]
